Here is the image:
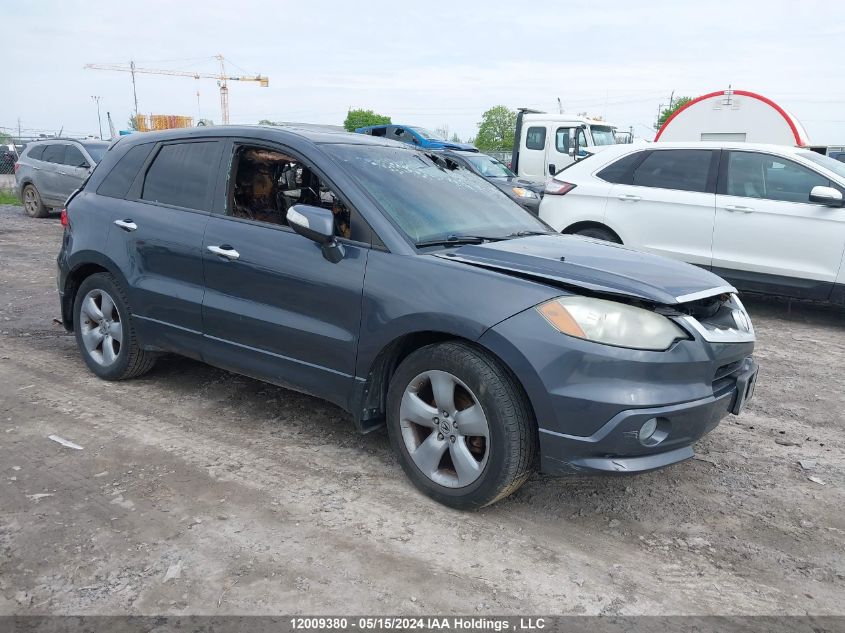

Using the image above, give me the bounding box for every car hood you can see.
[432,234,734,305]
[432,141,477,151]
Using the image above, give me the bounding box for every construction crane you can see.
[84,55,269,125]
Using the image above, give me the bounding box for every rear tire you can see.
[22,184,49,218]
[73,273,156,381]
[573,226,621,243]
[386,341,537,510]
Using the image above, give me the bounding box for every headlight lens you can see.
[512,187,538,198]
[536,296,688,351]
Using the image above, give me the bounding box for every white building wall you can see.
[656,91,808,146]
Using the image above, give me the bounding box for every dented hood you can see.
[433,234,734,305]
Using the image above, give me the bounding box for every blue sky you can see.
[4,0,845,143]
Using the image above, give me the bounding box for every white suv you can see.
[539,142,845,303]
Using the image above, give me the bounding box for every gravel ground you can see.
[0,203,843,615]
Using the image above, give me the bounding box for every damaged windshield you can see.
[330,144,549,245]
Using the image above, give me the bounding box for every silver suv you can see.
[15,139,109,217]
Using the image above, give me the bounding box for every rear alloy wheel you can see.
[73,273,156,380]
[387,341,538,509]
[22,184,49,218]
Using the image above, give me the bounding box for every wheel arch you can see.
[562,220,623,243]
[61,254,130,331]
[351,330,537,435]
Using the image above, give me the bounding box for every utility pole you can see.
[129,60,139,122]
[91,96,103,139]
[557,97,564,114]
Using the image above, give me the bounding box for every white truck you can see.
[510,108,620,182]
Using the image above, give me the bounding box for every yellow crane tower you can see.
[84,55,269,125]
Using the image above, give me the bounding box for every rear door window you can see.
[141,141,222,210]
[525,127,546,150]
[63,146,88,168]
[632,149,713,193]
[42,144,66,164]
[97,143,155,199]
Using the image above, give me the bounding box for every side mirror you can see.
[548,163,556,175]
[286,204,345,263]
[809,185,844,207]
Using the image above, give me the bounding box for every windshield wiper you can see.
[415,234,506,248]
[507,230,551,237]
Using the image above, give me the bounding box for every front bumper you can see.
[540,357,757,474]
[478,305,757,476]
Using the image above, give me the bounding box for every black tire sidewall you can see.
[23,185,47,218]
[386,342,530,509]
[73,273,135,380]
[576,227,619,243]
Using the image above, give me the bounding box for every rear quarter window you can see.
[27,145,45,160]
[97,143,155,199]
[597,151,647,184]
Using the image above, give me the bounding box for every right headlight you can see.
[536,296,688,351]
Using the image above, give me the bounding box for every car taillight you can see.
[60,208,70,228]
[544,181,576,196]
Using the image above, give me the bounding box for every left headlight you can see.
[536,296,688,351]
[512,187,538,199]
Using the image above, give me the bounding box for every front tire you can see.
[22,184,49,218]
[73,273,156,380]
[386,341,537,509]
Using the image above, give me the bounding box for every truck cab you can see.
[510,109,619,182]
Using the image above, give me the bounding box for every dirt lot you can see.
[0,203,843,616]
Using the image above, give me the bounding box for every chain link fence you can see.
[0,126,25,202]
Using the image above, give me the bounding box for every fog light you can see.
[638,418,658,443]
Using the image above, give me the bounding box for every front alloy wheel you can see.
[399,370,490,488]
[387,341,538,509]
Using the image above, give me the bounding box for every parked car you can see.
[57,126,757,509]
[438,149,544,214]
[510,108,621,183]
[1,143,19,174]
[540,142,845,304]
[355,124,477,151]
[15,139,109,217]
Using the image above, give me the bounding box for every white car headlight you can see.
[512,187,538,199]
[537,296,688,351]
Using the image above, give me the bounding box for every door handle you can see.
[618,194,641,201]
[725,205,755,213]
[207,245,240,260]
[113,219,137,232]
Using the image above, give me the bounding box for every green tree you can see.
[655,96,692,130]
[450,132,462,143]
[475,106,516,152]
[258,119,279,126]
[343,109,391,132]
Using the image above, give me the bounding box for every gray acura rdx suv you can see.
[56,126,758,508]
